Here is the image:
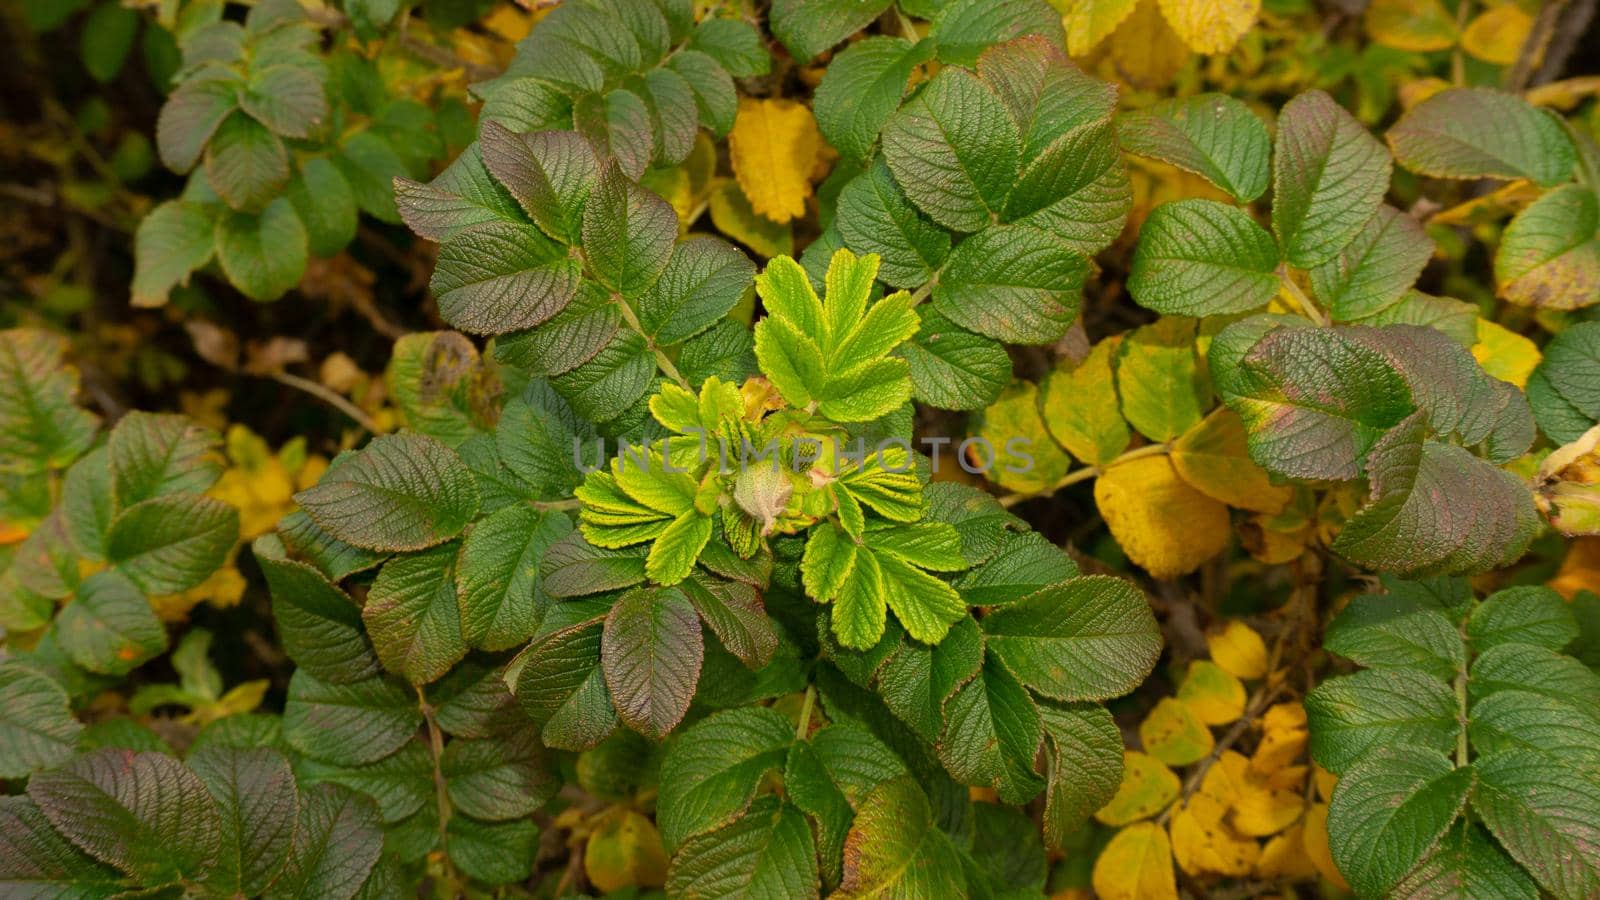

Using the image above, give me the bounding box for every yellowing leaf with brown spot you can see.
[1109,0,1188,90]
[1462,4,1533,65]
[1171,793,1259,877]
[728,98,821,224]
[1095,454,1230,579]
[1472,319,1541,388]
[1172,408,1292,514]
[1239,512,1313,565]
[1230,776,1302,836]
[1139,697,1214,766]
[1059,0,1141,55]
[1093,822,1178,900]
[1302,803,1349,889]
[709,179,793,259]
[1096,751,1180,826]
[1206,620,1267,679]
[1256,822,1320,880]
[1364,0,1457,51]
[585,808,669,892]
[1177,659,1245,725]
[1157,0,1259,54]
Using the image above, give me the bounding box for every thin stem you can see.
[1277,265,1328,327]
[997,442,1170,508]
[535,497,583,512]
[270,371,382,434]
[1454,613,1471,769]
[795,684,817,740]
[613,293,692,390]
[416,687,461,889]
[909,271,940,306]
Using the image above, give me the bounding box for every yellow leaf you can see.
[1041,338,1131,467]
[1206,620,1268,679]
[1313,765,1338,802]
[978,381,1074,494]
[1059,0,1141,55]
[1256,822,1320,880]
[1095,454,1230,579]
[1092,822,1178,900]
[1172,408,1292,514]
[584,808,669,892]
[1251,701,1309,775]
[728,98,821,224]
[1096,751,1181,826]
[1302,803,1350,889]
[1139,697,1214,766]
[1364,0,1457,51]
[1171,793,1260,877]
[1462,4,1533,65]
[1238,512,1313,565]
[1177,660,1246,726]
[1260,764,1309,792]
[1549,535,1600,599]
[1109,0,1189,91]
[1157,0,1259,54]
[1471,319,1541,388]
[709,179,794,259]
[1230,778,1303,837]
[1399,76,1453,110]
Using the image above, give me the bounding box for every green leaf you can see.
[933,224,1085,343]
[363,542,467,686]
[1039,701,1122,849]
[638,67,700,167]
[1493,183,1600,311]
[295,433,481,553]
[1470,751,1600,899]
[1128,199,1279,316]
[836,159,950,289]
[1272,89,1391,268]
[955,531,1079,606]
[215,198,308,301]
[1324,592,1465,682]
[107,494,238,595]
[689,17,769,76]
[297,738,431,823]
[109,411,222,506]
[0,663,81,778]
[511,617,619,751]
[582,162,679,300]
[1305,668,1458,774]
[0,328,100,474]
[287,156,357,258]
[1468,586,1579,652]
[56,570,167,676]
[1468,641,1600,713]
[0,795,123,893]
[266,783,383,900]
[204,112,290,211]
[131,200,216,307]
[881,67,1020,232]
[282,670,422,767]
[1326,747,1473,896]
[1116,317,1208,443]
[666,796,819,897]
[900,310,1010,411]
[601,586,704,741]
[930,0,1064,66]
[1313,205,1434,320]
[189,745,298,896]
[1119,93,1270,202]
[1467,690,1600,769]
[395,141,528,243]
[636,236,755,345]
[457,504,570,651]
[682,576,778,669]
[576,89,656,181]
[257,531,382,679]
[157,74,240,172]
[240,63,326,139]
[875,617,984,742]
[1535,321,1600,423]
[814,37,932,162]
[29,748,222,884]
[784,724,907,886]
[430,221,583,335]
[445,814,538,885]
[1387,87,1576,187]
[1216,321,1413,480]
[80,2,138,81]
[656,706,793,850]
[836,776,967,896]
[1037,340,1128,466]
[495,281,620,377]
[769,0,892,63]
[980,575,1160,701]
[1390,823,1538,900]
[541,531,647,598]
[669,50,737,137]
[938,655,1045,803]
[442,728,558,821]
[477,122,598,244]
